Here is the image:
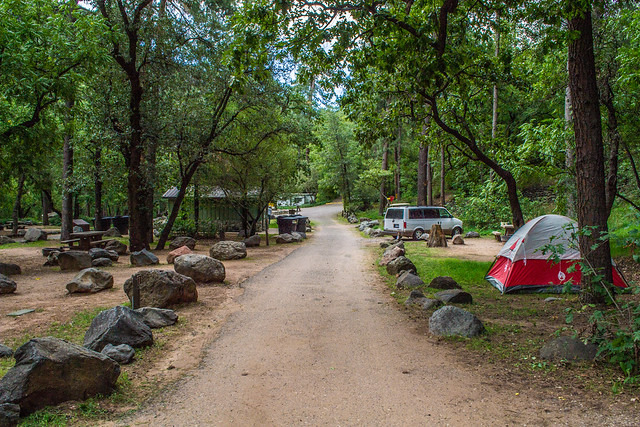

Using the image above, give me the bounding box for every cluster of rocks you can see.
[0,304,179,420]
[356,220,385,238]
[275,232,305,244]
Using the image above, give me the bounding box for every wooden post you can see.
[131,274,140,309]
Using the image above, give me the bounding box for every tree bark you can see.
[12,172,26,236]
[379,139,389,215]
[395,122,402,200]
[61,99,74,240]
[41,190,50,226]
[567,3,613,303]
[426,144,433,205]
[417,143,427,206]
[601,78,620,218]
[93,145,103,230]
[565,59,576,218]
[440,144,446,205]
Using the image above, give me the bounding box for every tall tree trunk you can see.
[426,144,433,205]
[41,190,50,226]
[395,122,402,200]
[12,172,26,236]
[567,3,613,303]
[73,195,80,219]
[440,144,446,206]
[379,139,389,215]
[194,177,200,236]
[601,79,620,218]
[94,145,103,230]
[61,99,74,240]
[417,143,427,206]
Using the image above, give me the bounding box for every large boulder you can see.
[92,258,113,268]
[83,306,153,352]
[134,307,178,329]
[101,343,135,365]
[243,235,261,247]
[103,227,122,238]
[429,276,462,290]
[0,274,17,295]
[209,241,247,260]
[539,336,598,362]
[275,234,294,244]
[123,270,198,308]
[88,248,118,262]
[0,263,21,276]
[104,240,128,255]
[386,256,417,276]
[130,249,159,267]
[57,251,92,271]
[23,228,47,242]
[167,245,192,264]
[174,254,225,283]
[0,337,120,415]
[429,306,484,338]
[66,268,114,294]
[379,246,405,266]
[169,236,196,251]
[0,236,16,245]
[395,271,425,289]
[434,289,473,304]
[0,403,20,426]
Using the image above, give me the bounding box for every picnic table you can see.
[66,230,109,251]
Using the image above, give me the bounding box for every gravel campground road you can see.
[127,202,621,426]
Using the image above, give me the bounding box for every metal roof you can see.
[162,186,259,199]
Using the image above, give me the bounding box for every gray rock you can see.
[0,274,17,294]
[404,290,428,306]
[0,344,13,358]
[0,236,16,245]
[544,297,563,302]
[0,263,21,276]
[167,246,192,264]
[209,241,247,260]
[386,256,417,276]
[88,248,118,261]
[370,229,385,238]
[465,231,480,238]
[123,270,198,308]
[23,228,47,242]
[169,236,196,251]
[130,249,159,266]
[44,251,60,267]
[103,227,122,238]
[58,251,92,271]
[275,234,294,244]
[72,226,83,233]
[379,241,391,249]
[429,306,484,338]
[421,298,443,310]
[359,217,371,223]
[429,276,462,290]
[0,337,120,415]
[174,254,225,283]
[243,234,261,247]
[434,289,473,304]
[539,336,598,361]
[104,240,128,255]
[347,214,358,224]
[101,343,134,365]
[66,268,114,294]
[0,403,20,426]
[395,271,425,289]
[419,233,430,241]
[134,307,178,328]
[452,235,465,245]
[291,232,304,242]
[83,306,153,352]
[92,257,113,267]
[379,246,405,266]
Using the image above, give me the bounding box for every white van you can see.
[383,205,463,239]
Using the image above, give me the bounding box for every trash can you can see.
[95,216,113,231]
[295,216,308,233]
[112,215,129,235]
[276,216,296,235]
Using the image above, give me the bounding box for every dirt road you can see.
[128,203,616,426]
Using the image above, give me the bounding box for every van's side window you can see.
[423,209,437,218]
[408,209,423,219]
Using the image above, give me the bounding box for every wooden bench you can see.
[89,239,113,249]
[491,231,502,242]
[61,238,81,248]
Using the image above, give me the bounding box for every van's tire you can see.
[452,227,462,237]
[412,229,425,240]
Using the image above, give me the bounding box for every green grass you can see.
[0,357,15,377]
[46,307,110,345]
[0,240,55,249]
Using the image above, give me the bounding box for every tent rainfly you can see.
[485,214,628,293]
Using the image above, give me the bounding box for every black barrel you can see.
[276,216,296,235]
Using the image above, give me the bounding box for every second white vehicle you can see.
[383,205,463,239]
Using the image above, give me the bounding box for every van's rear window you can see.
[385,209,404,219]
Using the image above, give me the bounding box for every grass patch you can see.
[0,240,53,249]
[0,357,15,377]
[19,408,70,426]
[46,307,110,345]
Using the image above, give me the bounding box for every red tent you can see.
[485,214,628,293]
